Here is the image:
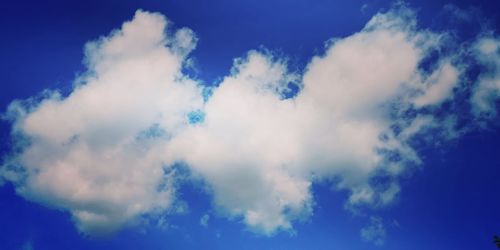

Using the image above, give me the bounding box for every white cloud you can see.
[471,36,500,117]
[166,7,458,234]
[1,10,203,234]
[413,61,460,107]
[167,50,313,234]
[0,6,495,237]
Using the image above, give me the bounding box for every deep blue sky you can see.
[1,0,500,249]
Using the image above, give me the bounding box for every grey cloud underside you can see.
[1,7,500,235]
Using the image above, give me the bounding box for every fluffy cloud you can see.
[1,10,203,234]
[0,6,497,237]
[166,50,313,233]
[167,7,459,233]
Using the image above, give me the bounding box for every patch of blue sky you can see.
[187,110,206,124]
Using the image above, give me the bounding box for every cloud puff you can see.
[167,50,313,233]
[1,6,497,236]
[1,10,203,234]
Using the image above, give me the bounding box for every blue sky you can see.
[1,0,500,249]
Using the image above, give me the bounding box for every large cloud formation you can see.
[1,7,498,235]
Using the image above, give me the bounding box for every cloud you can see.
[1,10,203,234]
[471,35,500,117]
[1,6,498,237]
[166,6,454,233]
[166,50,313,234]
[361,216,386,246]
[413,61,460,107]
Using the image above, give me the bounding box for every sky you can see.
[0,0,500,249]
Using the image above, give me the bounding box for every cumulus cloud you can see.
[1,10,203,234]
[165,7,458,234]
[1,6,498,237]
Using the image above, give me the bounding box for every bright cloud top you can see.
[1,7,498,236]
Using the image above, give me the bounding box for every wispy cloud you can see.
[361,216,386,246]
